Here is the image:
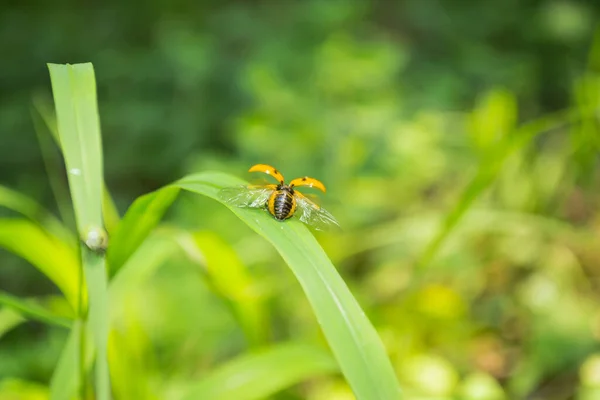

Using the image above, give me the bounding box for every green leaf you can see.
[468,89,517,152]
[0,184,74,245]
[181,342,338,400]
[32,92,120,234]
[102,183,120,235]
[0,308,25,340]
[0,378,49,400]
[418,107,585,269]
[0,290,72,328]
[31,98,77,231]
[0,218,80,308]
[50,320,94,400]
[109,232,178,298]
[107,186,180,276]
[108,233,178,400]
[48,62,111,400]
[48,63,103,234]
[174,172,402,400]
[177,230,268,346]
[82,249,110,400]
[108,305,158,400]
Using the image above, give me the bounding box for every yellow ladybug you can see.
[219,164,339,230]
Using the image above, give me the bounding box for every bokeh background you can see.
[1,1,600,399]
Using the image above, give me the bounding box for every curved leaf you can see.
[0,184,74,245]
[181,342,338,400]
[0,308,25,340]
[174,172,402,400]
[0,218,80,308]
[176,230,268,346]
[106,186,180,276]
[0,291,72,328]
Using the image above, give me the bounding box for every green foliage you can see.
[48,63,111,400]
[1,59,403,399]
[175,172,402,399]
[178,230,269,347]
[1,2,600,400]
[0,219,79,307]
[0,291,71,328]
[107,186,179,275]
[181,342,338,400]
[49,321,92,400]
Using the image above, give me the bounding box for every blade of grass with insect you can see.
[48,62,111,400]
[181,342,338,400]
[0,290,72,328]
[174,172,402,400]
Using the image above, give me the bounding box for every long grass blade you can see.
[174,172,402,400]
[31,101,77,231]
[181,342,338,400]
[32,95,121,234]
[0,290,72,328]
[48,62,111,400]
[48,63,103,232]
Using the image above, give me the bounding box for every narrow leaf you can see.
[32,94,120,233]
[31,100,77,231]
[83,250,110,400]
[0,184,74,245]
[0,218,80,308]
[109,232,178,298]
[107,186,180,275]
[102,183,120,235]
[174,172,402,400]
[181,342,338,400]
[50,320,94,400]
[0,290,72,328]
[0,308,25,340]
[178,230,268,346]
[48,63,103,233]
[48,62,111,400]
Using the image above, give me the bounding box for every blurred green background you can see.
[2,0,600,399]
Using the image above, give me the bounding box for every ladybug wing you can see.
[295,192,340,231]
[218,185,274,209]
